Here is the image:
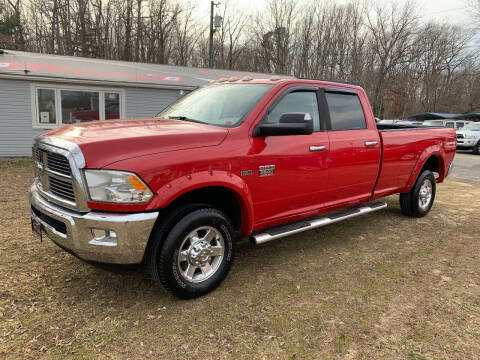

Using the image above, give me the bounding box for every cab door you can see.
[322,88,381,205]
[250,87,330,227]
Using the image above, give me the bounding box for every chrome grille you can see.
[46,152,71,176]
[48,176,75,201]
[33,137,89,212]
[33,146,76,205]
[35,147,42,163]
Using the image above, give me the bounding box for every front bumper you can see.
[29,183,158,264]
[456,139,476,148]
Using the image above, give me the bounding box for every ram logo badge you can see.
[259,165,275,177]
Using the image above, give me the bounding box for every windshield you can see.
[156,84,273,127]
[423,121,443,126]
[462,123,480,131]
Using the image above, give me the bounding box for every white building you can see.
[0,50,265,156]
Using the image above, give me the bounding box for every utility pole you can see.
[209,1,222,68]
[209,1,215,68]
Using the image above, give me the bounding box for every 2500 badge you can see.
[259,165,275,177]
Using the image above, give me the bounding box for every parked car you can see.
[423,119,471,130]
[456,122,480,154]
[29,78,456,299]
[73,103,120,121]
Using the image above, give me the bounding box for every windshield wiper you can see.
[167,115,205,124]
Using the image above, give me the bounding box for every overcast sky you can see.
[195,0,472,26]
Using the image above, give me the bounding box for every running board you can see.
[252,202,387,245]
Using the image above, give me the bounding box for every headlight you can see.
[84,170,153,203]
[465,134,476,139]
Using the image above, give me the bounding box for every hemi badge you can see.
[241,170,253,176]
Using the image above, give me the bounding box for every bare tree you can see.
[1,0,25,49]
[467,0,480,31]
[171,1,202,66]
[214,0,248,69]
[365,0,419,117]
[251,0,297,74]
[0,0,478,118]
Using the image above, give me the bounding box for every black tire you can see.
[399,170,436,218]
[473,141,480,155]
[147,207,235,299]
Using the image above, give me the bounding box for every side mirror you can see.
[254,112,314,137]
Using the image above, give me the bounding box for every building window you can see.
[32,85,124,129]
[37,88,56,125]
[104,92,120,119]
[61,90,100,124]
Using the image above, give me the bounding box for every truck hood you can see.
[43,118,228,168]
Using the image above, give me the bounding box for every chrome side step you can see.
[252,202,387,245]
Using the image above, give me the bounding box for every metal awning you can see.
[405,112,462,121]
[453,112,480,120]
[0,50,284,89]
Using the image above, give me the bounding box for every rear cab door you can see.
[321,86,381,206]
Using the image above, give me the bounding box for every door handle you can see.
[365,141,378,147]
[310,145,326,152]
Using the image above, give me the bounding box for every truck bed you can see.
[376,123,441,131]
[373,126,456,199]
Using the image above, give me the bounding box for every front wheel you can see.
[400,170,436,217]
[473,141,480,155]
[148,208,235,299]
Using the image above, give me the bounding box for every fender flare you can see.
[404,145,445,193]
[146,170,254,235]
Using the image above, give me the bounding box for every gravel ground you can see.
[1,160,479,360]
[450,151,480,184]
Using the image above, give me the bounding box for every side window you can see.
[445,122,454,128]
[264,91,320,131]
[325,92,366,131]
[36,88,57,126]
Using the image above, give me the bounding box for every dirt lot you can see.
[1,160,479,360]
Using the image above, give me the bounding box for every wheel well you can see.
[421,155,440,175]
[160,186,243,232]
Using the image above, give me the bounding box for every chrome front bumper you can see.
[29,183,158,264]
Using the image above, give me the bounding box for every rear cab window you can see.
[324,92,367,131]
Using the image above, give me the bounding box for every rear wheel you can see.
[400,170,436,217]
[147,207,235,299]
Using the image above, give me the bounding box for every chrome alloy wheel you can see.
[177,226,225,283]
[418,178,433,210]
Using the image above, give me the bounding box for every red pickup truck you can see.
[29,78,456,298]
